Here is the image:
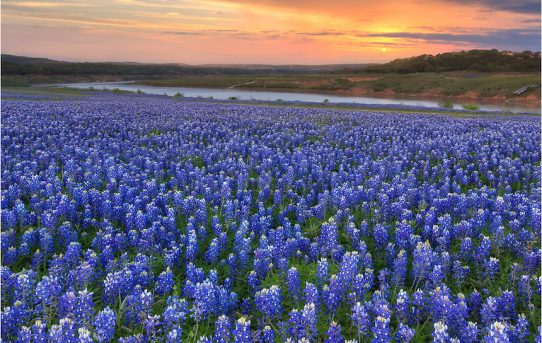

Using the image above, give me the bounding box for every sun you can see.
[380,47,388,52]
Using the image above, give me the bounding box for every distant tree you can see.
[365,49,541,73]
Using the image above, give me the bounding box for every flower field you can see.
[1,93,541,342]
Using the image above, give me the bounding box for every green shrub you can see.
[228,96,238,101]
[440,100,454,109]
[462,103,480,110]
[174,92,184,98]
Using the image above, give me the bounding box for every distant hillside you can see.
[1,54,374,79]
[2,54,62,64]
[365,50,541,73]
[198,63,376,71]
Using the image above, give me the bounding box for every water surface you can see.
[52,81,539,113]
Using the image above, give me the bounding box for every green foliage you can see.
[462,103,480,110]
[146,129,162,137]
[1,77,30,87]
[181,155,205,168]
[174,92,184,98]
[367,49,541,73]
[440,100,454,109]
[228,96,239,101]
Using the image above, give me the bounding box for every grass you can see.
[439,100,454,109]
[3,71,541,102]
[0,86,90,100]
[462,104,480,110]
[134,72,541,100]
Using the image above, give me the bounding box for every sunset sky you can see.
[2,0,540,64]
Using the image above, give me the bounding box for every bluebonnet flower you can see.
[395,323,415,343]
[317,258,329,286]
[49,318,77,343]
[395,289,410,323]
[392,250,408,288]
[325,322,344,343]
[205,239,221,264]
[371,303,391,343]
[2,89,541,343]
[286,267,301,301]
[517,275,532,306]
[192,279,218,321]
[323,275,342,315]
[459,321,479,343]
[476,236,492,264]
[3,246,18,265]
[213,315,231,343]
[304,282,319,306]
[166,327,182,343]
[432,321,449,343]
[483,257,500,280]
[261,325,275,343]
[301,302,317,339]
[497,290,516,321]
[145,314,161,340]
[338,251,360,289]
[118,334,143,343]
[373,224,389,250]
[412,240,433,288]
[1,303,24,338]
[32,320,48,343]
[287,309,305,340]
[509,314,529,343]
[94,307,116,343]
[255,285,283,318]
[452,260,469,289]
[351,302,370,339]
[395,220,412,251]
[233,317,252,343]
[59,291,78,318]
[460,237,473,262]
[74,289,95,326]
[156,267,175,295]
[163,296,189,328]
[17,326,32,342]
[481,297,498,326]
[36,275,62,306]
[247,271,260,294]
[484,321,509,343]
[77,328,93,343]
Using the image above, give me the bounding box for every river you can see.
[52,81,539,113]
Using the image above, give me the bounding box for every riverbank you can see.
[1,86,538,121]
[3,71,540,109]
[5,84,539,115]
[135,71,541,109]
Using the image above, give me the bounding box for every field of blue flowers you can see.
[1,92,541,342]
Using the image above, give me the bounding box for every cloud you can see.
[162,31,202,35]
[445,0,540,14]
[366,28,541,51]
